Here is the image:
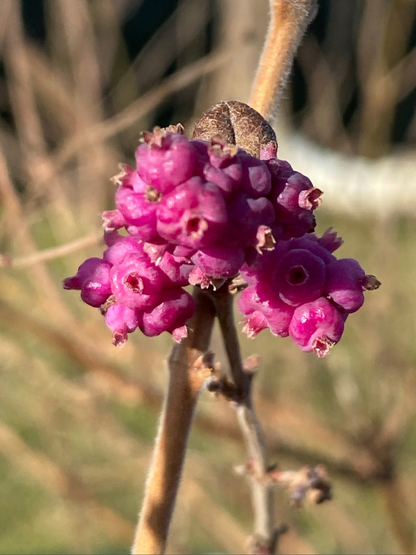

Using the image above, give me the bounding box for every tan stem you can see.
[132,288,216,555]
[250,0,317,123]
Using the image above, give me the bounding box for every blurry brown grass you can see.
[1,1,416,553]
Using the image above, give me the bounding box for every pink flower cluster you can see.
[64,126,377,353]
[238,229,379,356]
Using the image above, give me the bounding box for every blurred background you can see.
[0,0,416,553]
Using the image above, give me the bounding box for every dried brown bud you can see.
[193,101,277,158]
[361,275,381,291]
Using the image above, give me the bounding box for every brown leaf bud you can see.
[193,101,277,158]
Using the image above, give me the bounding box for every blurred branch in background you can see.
[1,0,416,553]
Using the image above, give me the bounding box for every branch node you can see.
[248,524,288,555]
[207,370,242,403]
[243,355,261,376]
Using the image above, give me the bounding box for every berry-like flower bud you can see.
[201,139,242,198]
[238,286,293,337]
[140,288,195,339]
[325,258,366,313]
[115,184,159,242]
[238,151,272,197]
[105,303,141,347]
[157,177,227,249]
[103,236,145,265]
[110,253,165,310]
[222,192,275,248]
[63,258,112,307]
[158,251,193,287]
[268,169,322,239]
[271,248,326,306]
[289,297,345,357]
[190,244,246,280]
[136,131,197,194]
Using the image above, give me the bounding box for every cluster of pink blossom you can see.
[64,125,377,353]
[238,229,379,356]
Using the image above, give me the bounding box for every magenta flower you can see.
[157,177,227,249]
[63,258,112,308]
[105,303,141,347]
[239,229,378,355]
[289,297,345,357]
[270,249,326,306]
[140,288,195,340]
[110,253,165,310]
[136,129,197,194]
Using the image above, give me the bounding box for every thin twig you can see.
[132,287,216,554]
[0,147,75,324]
[0,231,102,268]
[250,0,317,123]
[214,287,277,555]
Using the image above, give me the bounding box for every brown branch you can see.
[132,287,216,554]
[250,0,317,123]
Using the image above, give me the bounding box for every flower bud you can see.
[110,253,164,310]
[63,258,112,307]
[271,249,326,306]
[140,288,195,338]
[157,177,227,249]
[289,297,345,357]
[325,258,366,313]
[105,303,141,346]
[136,131,197,194]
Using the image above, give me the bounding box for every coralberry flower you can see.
[64,119,378,349]
[140,288,195,341]
[105,303,141,347]
[135,127,197,194]
[239,229,379,356]
[156,177,227,249]
[266,161,323,240]
[63,258,112,308]
[110,253,165,310]
[289,298,345,357]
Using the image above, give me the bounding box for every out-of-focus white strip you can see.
[276,129,416,217]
